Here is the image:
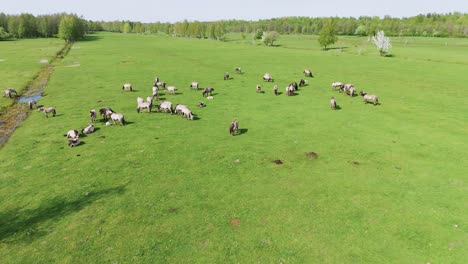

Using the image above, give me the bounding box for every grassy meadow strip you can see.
[0,38,65,110]
[0,32,467,263]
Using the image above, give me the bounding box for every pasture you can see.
[0,32,467,263]
[0,38,64,110]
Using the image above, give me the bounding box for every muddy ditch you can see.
[0,42,73,146]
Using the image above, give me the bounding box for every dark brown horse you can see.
[229,119,239,135]
[203,87,214,97]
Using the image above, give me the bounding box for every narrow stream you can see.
[0,43,72,146]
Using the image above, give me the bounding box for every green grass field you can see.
[0,32,467,263]
[0,38,64,111]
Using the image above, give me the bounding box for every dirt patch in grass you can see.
[230,218,240,228]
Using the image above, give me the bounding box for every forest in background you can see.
[0,12,466,41]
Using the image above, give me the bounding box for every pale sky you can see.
[1,0,467,23]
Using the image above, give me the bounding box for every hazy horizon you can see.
[2,0,467,23]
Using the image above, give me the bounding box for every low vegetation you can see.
[0,32,467,263]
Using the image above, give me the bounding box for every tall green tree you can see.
[58,14,85,42]
[318,18,338,50]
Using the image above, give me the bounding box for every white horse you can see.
[110,113,125,125]
[174,104,188,115]
[360,91,379,105]
[64,129,79,139]
[166,86,177,95]
[190,82,199,90]
[38,107,56,118]
[181,107,193,120]
[82,124,94,134]
[285,85,294,96]
[330,96,337,110]
[28,99,37,109]
[157,101,173,113]
[303,69,313,77]
[68,138,81,147]
[122,83,132,91]
[2,88,18,98]
[137,96,153,113]
[342,83,354,93]
[152,86,159,99]
[263,73,273,82]
[332,82,344,90]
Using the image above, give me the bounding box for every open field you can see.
[0,32,467,263]
[0,38,65,111]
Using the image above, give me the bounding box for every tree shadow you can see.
[0,185,127,243]
[325,46,349,51]
[79,35,102,42]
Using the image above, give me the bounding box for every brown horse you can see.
[229,119,239,135]
[224,72,230,80]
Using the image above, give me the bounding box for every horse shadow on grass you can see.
[0,185,127,243]
[333,105,342,110]
[237,128,248,135]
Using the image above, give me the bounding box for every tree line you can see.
[0,12,466,42]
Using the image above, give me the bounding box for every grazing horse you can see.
[224,72,230,80]
[89,109,97,123]
[181,107,194,120]
[202,87,214,97]
[122,83,132,91]
[303,69,313,77]
[330,96,337,110]
[38,107,56,118]
[235,67,242,73]
[68,138,81,147]
[110,112,125,125]
[64,129,79,139]
[99,107,114,121]
[263,73,273,82]
[290,81,298,91]
[299,79,306,87]
[273,85,278,95]
[152,86,159,100]
[174,104,189,115]
[256,85,262,93]
[166,86,177,95]
[229,119,239,136]
[190,82,199,90]
[198,102,206,108]
[155,81,166,88]
[28,99,36,110]
[157,101,173,113]
[342,83,354,93]
[360,91,379,105]
[347,86,355,97]
[82,124,94,134]
[137,96,153,113]
[286,85,294,96]
[2,88,18,98]
[332,82,344,91]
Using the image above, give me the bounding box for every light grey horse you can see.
[330,96,337,110]
[2,88,18,98]
[263,73,273,82]
[82,124,94,134]
[110,112,125,125]
[157,101,173,113]
[360,91,379,105]
[122,83,132,91]
[64,129,79,139]
[303,69,313,77]
[190,82,199,90]
[38,107,56,118]
[137,96,153,113]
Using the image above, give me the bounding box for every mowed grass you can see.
[0,38,65,110]
[0,32,467,263]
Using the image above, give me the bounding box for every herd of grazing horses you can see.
[2,65,380,146]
